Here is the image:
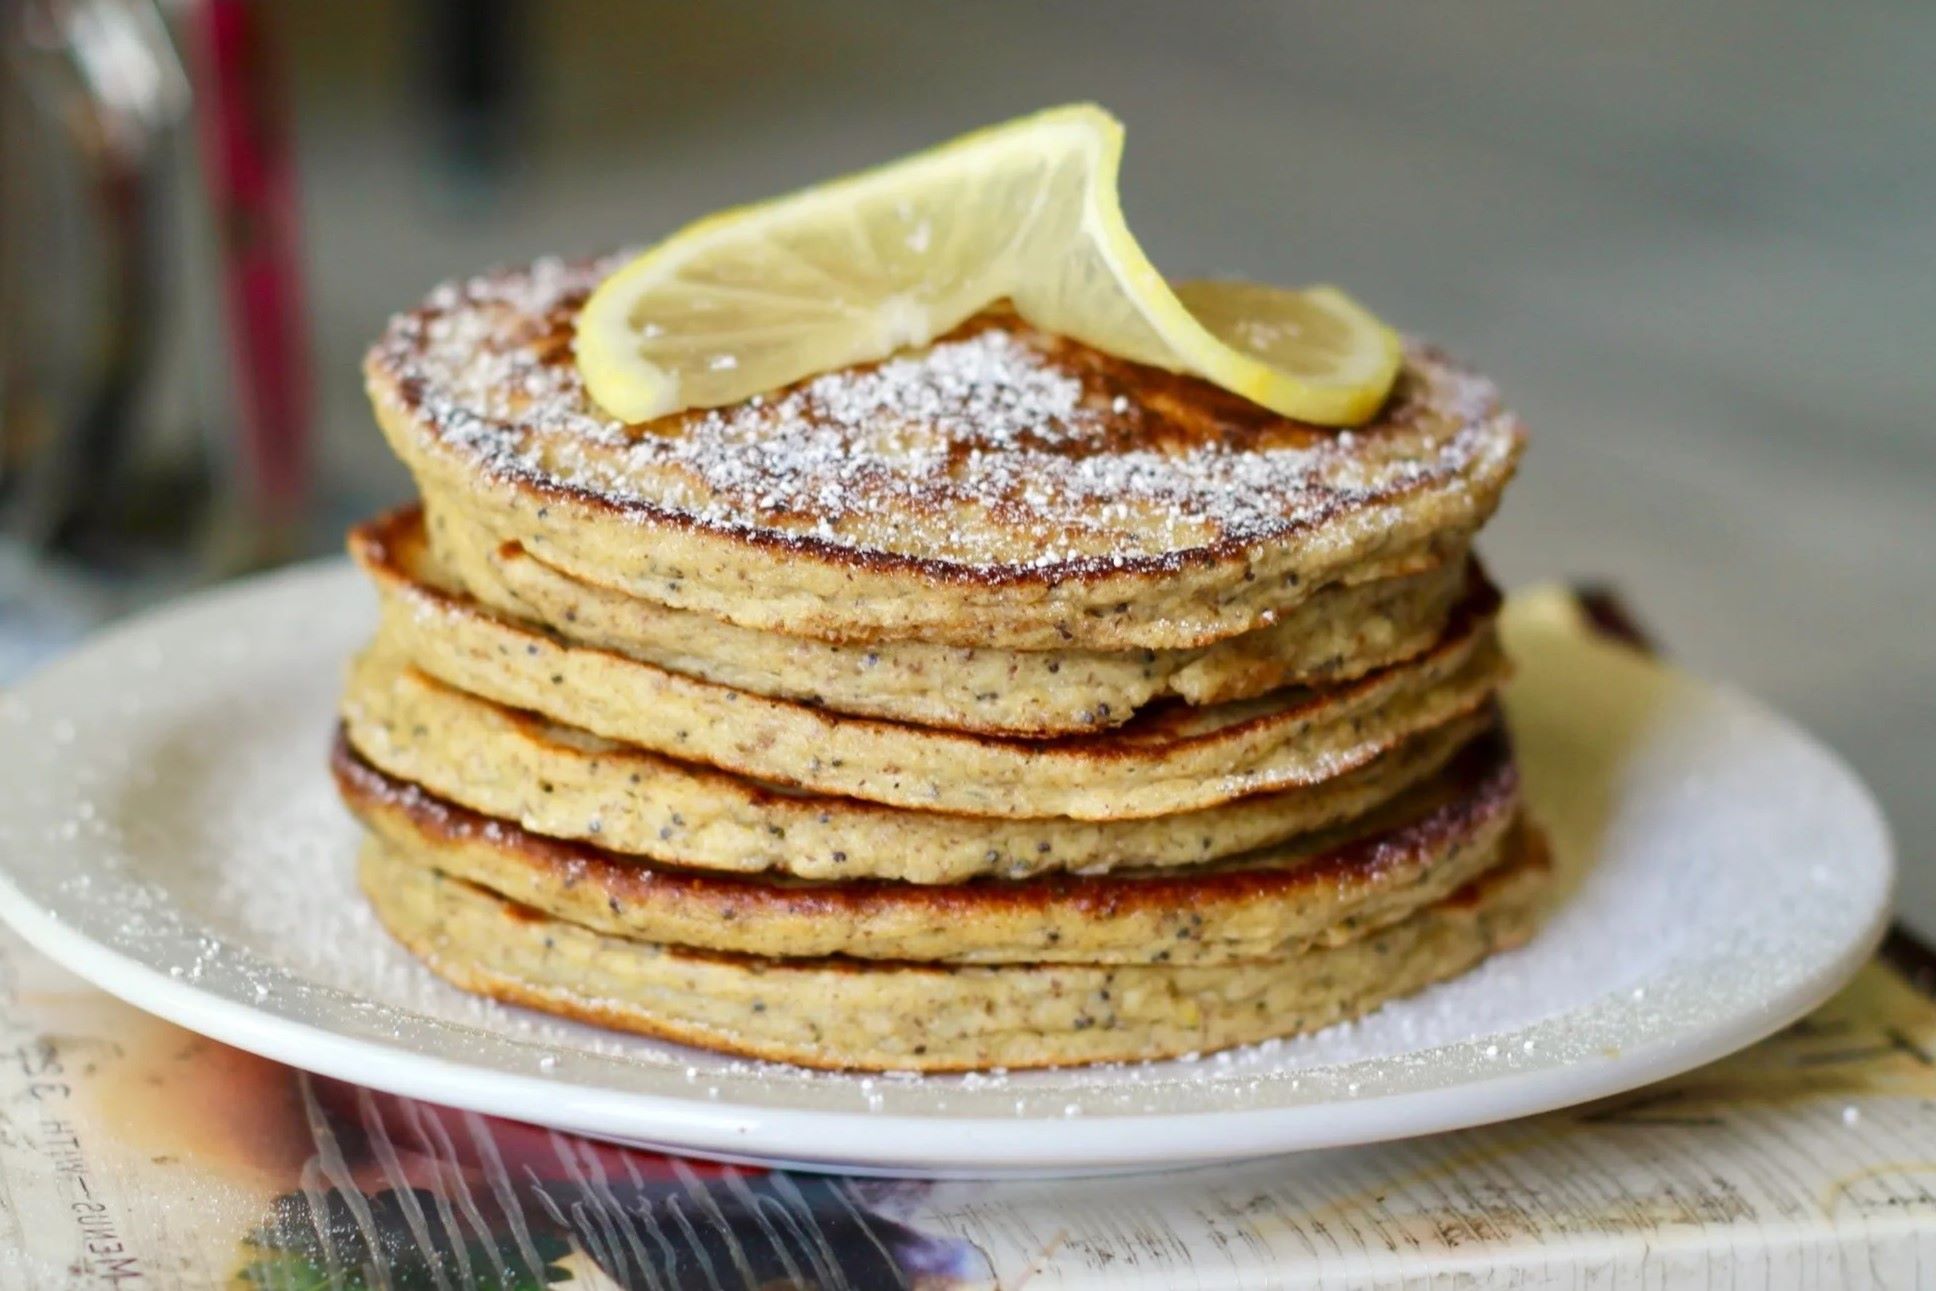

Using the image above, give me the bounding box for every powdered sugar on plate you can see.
[0,569,1891,1171]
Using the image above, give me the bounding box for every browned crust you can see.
[332,727,1518,919]
[360,822,1551,1073]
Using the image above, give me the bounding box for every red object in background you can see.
[187,0,311,528]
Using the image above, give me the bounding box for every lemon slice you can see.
[576,104,1401,426]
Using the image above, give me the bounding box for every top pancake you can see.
[367,256,1525,649]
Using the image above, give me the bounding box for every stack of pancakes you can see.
[335,256,1544,1071]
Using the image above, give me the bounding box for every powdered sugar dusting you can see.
[369,257,1522,571]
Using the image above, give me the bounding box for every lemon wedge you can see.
[576,104,1401,426]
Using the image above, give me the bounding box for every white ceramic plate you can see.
[0,565,1893,1177]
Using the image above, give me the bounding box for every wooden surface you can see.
[280,1,1933,928]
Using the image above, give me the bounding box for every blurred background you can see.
[2,1,1931,919]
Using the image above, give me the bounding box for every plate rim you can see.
[0,559,1898,1175]
[0,868,1887,1174]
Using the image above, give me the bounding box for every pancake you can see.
[423,491,1473,735]
[366,257,1524,650]
[351,508,1508,819]
[341,646,1496,882]
[335,728,1520,965]
[357,821,1549,1071]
